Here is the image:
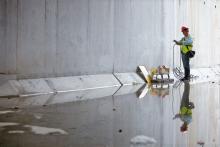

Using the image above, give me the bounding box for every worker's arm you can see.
[174,36,193,46]
[173,39,183,45]
[173,114,180,119]
[181,36,193,46]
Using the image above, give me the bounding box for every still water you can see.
[0,81,219,147]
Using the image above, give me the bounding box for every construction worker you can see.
[174,26,193,81]
[173,81,194,132]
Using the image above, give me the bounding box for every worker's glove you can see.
[173,40,178,44]
[173,40,181,45]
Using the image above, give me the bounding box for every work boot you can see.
[180,77,190,81]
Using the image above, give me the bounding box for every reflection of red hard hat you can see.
[181,26,189,32]
[180,123,188,132]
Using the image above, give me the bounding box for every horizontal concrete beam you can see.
[0,74,123,98]
[113,84,144,96]
[1,66,220,98]
[0,86,120,109]
[0,80,19,97]
[1,66,220,108]
[114,72,145,85]
[45,74,121,93]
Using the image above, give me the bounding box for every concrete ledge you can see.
[1,66,220,98]
[0,81,19,97]
[114,84,144,96]
[18,79,53,96]
[47,86,119,105]
[0,94,53,109]
[0,86,119,108]
[46,74,121,93]
[114,72,145,85]
[0,74,121,98]
[2,65,220,108]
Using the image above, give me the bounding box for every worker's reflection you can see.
[173,81,195,132]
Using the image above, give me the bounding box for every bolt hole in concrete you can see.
[0,82,220,146]
[13,106,19,110]
[118,129,123,133]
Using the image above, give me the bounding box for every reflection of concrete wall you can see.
[112,94,163,147]
[0,0,219,78]
[0,83,220,146]
[189,83,220,146]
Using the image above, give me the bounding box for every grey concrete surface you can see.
[1,0,219,78]
[0,86,119,108]
[0,82,219,146]
[46,74,120,92]
[1,66,220,98]
[6,0,18,74]
[114,72,145,85]
[0,80,19,97]
[18,79,53,95]
[0,0,6,73]
[0,74,122,97]
[113,84,144,96]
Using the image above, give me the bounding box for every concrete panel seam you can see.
[112,73,123,85]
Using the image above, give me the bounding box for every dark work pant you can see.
[180,82,190,108]
[181,52,190,78]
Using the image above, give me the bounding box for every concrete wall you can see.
[186,0,220,67]
[0,0,6,73]
[0,0,220,78]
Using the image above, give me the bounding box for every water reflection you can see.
[137,83,170,98]
[1,81,219,146]
[173,81,195,132]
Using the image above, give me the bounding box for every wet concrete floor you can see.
[0,81,220,147]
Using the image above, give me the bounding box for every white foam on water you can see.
[130,135,157,145]
[33,114,43,119]
[0,122,19,127]
[24,125,68,135]
[0,110,15,115]
[8,130,25,134]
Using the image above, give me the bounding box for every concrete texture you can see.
[1,66,220,109]
[0,0,6,73]
[0,85,134,109]
[0,74,122,97]
[197,68,217,80]
[0,87,119,108]
[0,0,219,78]
[113,84,144,96]
[188,0,220,67]
[45,86,119,105]
[0,80,19,97]
[211,65,220,76]
[18,79,53,96]
[1,66,220,98]
[46,74,120,92]
[114,72,145,85]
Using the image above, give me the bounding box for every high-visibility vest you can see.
[181,45,193,54]
[180,106,192,116]
[180,37,193,54]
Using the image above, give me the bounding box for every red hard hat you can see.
[181,26,189,32]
